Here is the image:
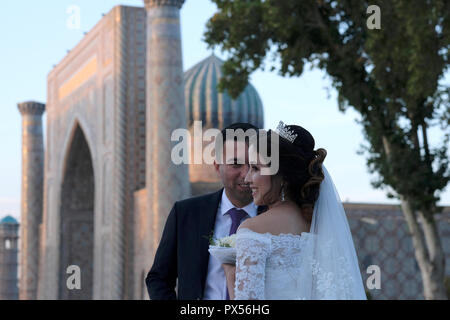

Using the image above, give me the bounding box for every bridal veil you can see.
[297,165,367,299]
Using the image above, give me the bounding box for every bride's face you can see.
[245,145,280,206]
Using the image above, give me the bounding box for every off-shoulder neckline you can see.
[237,227,310,239]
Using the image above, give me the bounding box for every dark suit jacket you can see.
[146,188,266,300]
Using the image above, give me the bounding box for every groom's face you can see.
[214,140,252,207]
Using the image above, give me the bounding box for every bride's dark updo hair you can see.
[253,125,327,222]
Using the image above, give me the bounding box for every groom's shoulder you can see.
[174,189,223,211]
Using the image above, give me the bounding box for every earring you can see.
[281,184,285,202]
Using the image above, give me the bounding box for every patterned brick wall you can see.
[345,203,450,299]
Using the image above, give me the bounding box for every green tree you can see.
[204,0,450,299]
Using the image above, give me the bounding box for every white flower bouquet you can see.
[208,234,237,265]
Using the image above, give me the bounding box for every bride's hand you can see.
[222,263,236,299]
[222,263,236,278]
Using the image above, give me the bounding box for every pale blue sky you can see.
[1,0,449,221]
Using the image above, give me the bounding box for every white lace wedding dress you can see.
[233,227,366,300]
[234,227,312,300]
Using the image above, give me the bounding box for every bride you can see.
[222,122,367,300]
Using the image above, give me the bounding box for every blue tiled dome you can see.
[184,54,264,129]
[0,215,18,224]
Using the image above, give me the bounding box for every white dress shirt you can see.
[202,189,258,300]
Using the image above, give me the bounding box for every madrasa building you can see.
[10,1,450,300]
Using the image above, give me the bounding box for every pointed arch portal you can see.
[59,125,94,299]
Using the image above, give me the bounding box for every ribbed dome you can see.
[184,54,264,129]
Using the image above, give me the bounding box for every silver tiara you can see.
[276,121,297,143]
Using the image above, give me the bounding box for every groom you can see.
[146,122,266,300]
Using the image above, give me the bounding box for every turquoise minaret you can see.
[17,101,45,300]
[143,0,191,257]
[0,216,19,300]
